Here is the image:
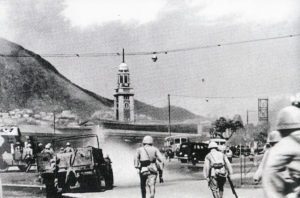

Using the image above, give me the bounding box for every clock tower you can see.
[114,49,135,122]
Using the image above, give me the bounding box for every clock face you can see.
[260,100,268,108]
[124,102,130,109]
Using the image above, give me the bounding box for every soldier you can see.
[203,142,233,198]
[37,143,44,153]
[42,143,54,156]
[134,136,164,198]
[263,105,300,198]
[64,142,74,153]
[253,130,281,183]
[23,143,34,172]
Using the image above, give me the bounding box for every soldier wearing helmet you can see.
[263,105,300,198]
[42,143,54,156]
[203,141,233,198]
[23,143,34,172]
[134,135,164,198]
[253,130,282,183]
[64,142,74,153]
[37,142,44,153]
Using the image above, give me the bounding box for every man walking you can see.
[253,130,281,183]
[204,142,233,198]
[263,105,300,198]
[134,136,164,198]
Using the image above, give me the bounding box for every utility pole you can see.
[168,94,171,136]
[246,110,249,125]
[53,112,56,135]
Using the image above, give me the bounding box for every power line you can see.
[0,33,299,58]
[171,94,260,99]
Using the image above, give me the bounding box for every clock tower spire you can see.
[114,49,135,122]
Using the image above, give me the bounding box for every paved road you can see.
[63,179,263,198]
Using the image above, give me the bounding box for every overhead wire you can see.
[0,33,299,58]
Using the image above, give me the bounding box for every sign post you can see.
[258,98,268,122]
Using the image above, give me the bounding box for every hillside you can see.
[0,38,198,122]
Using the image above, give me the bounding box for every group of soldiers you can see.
[40,142,74,156]
[134,135,233,198]
[134,102,300,198]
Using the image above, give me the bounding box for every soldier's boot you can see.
[140,185,146,198]
[220,190,223,198]
[149,185,155,198]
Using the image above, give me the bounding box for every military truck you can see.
[37,134,113,197]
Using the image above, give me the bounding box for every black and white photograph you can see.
[0,0,299,197]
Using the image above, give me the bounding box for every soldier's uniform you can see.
[263,105,300,198]
[64,147,74,153]
[204,142,233,198]
[253,130,281,183]
[134,136,164,198]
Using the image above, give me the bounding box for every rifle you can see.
[223,154,238,198]
[227,175,238,198]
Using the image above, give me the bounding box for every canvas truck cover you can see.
[0,126,21,136]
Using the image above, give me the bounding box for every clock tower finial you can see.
[114,49,135,122]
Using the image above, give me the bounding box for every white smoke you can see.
[102,140,140,186]
[0,136,4,147]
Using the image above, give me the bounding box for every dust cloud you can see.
[101,140,140,187]
[100,139,200,187]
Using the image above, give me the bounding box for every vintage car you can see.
[177,142,209,164]
[37,134,113,197]
[163,135,189,159]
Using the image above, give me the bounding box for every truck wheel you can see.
[45,182,61,198]
[104,165,114,190]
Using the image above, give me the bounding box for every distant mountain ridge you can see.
[0,38,198,122]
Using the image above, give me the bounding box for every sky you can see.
[0,0,299,123]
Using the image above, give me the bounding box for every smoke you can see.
[100,139,201,187]
[0,136,4,147]
[101,140,140,186]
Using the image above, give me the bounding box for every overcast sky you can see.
[0,0,299,123]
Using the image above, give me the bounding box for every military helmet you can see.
[38,143,43,147]
[208,142,218,149]
[142,136,153,144]
[27,143,32,148]
[267,130,282,143]
[276,106,300,131]
[66,142,71,146]
[45,143,51,149]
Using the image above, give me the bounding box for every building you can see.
[114,49,135,122]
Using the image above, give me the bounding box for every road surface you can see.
[63,178,263,198]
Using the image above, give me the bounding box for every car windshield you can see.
[181,138,187,143]
[174,139,180,144]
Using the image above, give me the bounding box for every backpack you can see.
[141,147,158,175]
[209,152,227,178]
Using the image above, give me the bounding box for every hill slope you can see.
[0,38,197,122]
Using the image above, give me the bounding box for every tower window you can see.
[124,75,128,83]
[120,75,123,83]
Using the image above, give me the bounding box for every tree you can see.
[211,115,244,139]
